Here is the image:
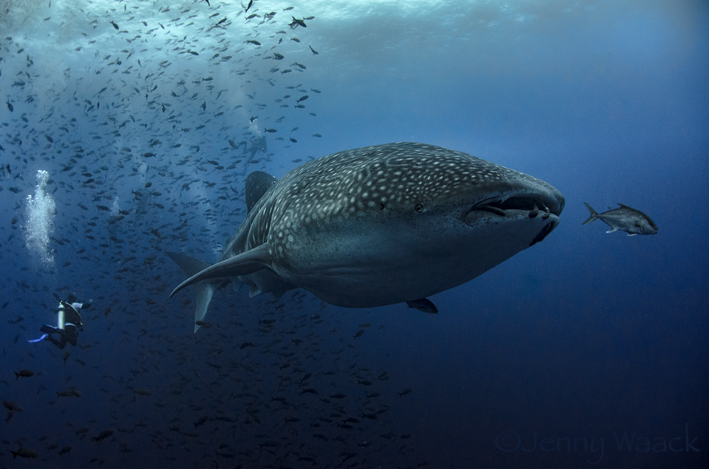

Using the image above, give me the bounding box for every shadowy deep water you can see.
[1,0,707,467]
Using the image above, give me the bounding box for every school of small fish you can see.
[0,1,424,466]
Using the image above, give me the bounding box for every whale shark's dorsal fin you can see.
[245,171,277,214]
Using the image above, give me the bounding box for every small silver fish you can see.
[583,202,658,236]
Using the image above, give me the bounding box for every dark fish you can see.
[194,415,208,428]
[309,45,319,55]
[110,20,119,30]
[6,100,13,112]
[92,429,114,442]
[245,0,253,12]
[289,16,306,29]
[245,40,260,45]
[2,400,22,412]
[406,298,438,314]
[398,388,413,397]
[273,52,284,60]
[264,128,277,133]
[14,369,34,379]
[353,329,365,339]
[583,202,658,236]
[296,95,309,103]
[10,448,38,459]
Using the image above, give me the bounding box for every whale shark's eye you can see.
[414,204,423,212]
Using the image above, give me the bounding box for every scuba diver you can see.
[28,294,92,349]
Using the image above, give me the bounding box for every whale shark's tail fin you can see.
[166,252,216,333]
[582,202,599,225]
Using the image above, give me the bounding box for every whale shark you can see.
[168,142,564,332]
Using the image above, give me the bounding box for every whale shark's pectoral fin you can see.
[406,298,438,314]
[169,244,272,299]
[166,251,217,333]
[168,245,272,333]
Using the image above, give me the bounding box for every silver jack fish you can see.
[583,202,658,236]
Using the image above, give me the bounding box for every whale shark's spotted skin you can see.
[168,142,565,332]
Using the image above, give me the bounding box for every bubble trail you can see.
[25,169,56,268]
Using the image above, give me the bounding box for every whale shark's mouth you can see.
[467,194,563,219]
[464,193,564,246]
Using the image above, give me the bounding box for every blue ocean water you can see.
[1,0,707,467]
